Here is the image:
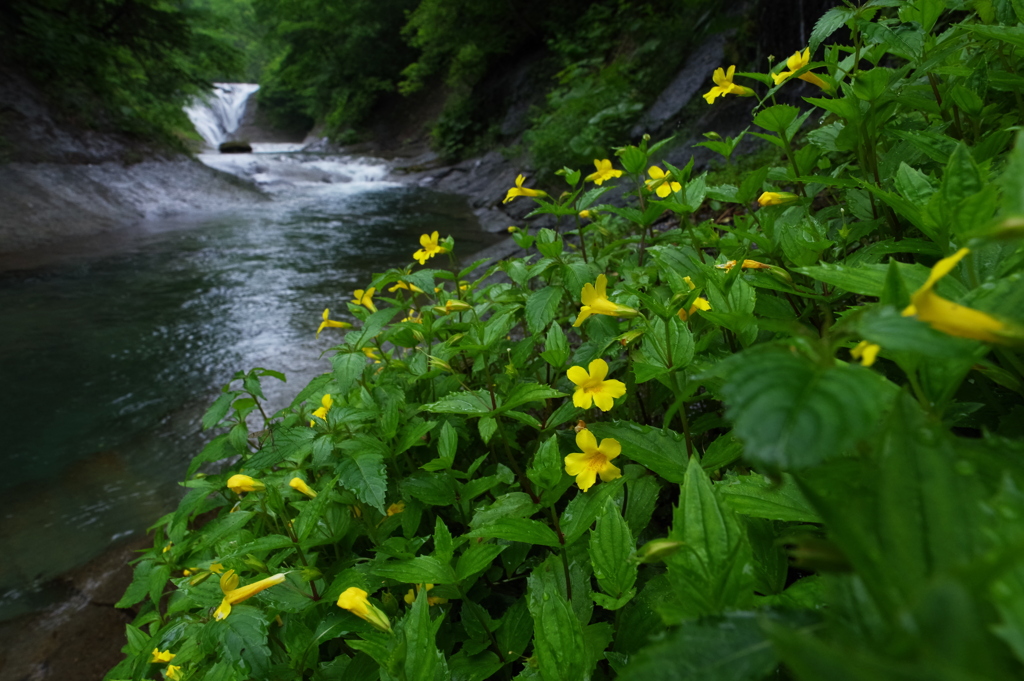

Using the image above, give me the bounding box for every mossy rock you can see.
[219,140,252,153]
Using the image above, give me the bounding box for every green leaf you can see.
[526,287,564,335]
[618,145,647,174]
[662,458,753,623]
[810,6,856,52]
[456,543,509,581]
[718,473,822,523]
[625,474,661,538]
[642,316,695,371]
[527,566,587,681]
[753,104,799,134]
[541,323,570,368]
[589,500,637,605]
[560,477,627,545]
[501,383,566,413]
[370,556,456,584]
[941,143,983,208]
[720,350,889,469]
[466,518,561,547]
[246,426,317,471]
[338,448,388,513]
[528,434,565,491]
[795,261,928,297]
[401,589,447,681]
[331,352,366,394]
[402,471,458,507]
[701,432,744,471]
[202,392,234,430]
[587,421,688,483]
[618,612,779,681]
[422,390,494,415]
[1001,131,1024,215]
[116,559,154,608]
[207,605,271,677]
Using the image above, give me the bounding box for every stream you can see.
[0,87,499,620]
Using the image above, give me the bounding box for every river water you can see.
[0,151,498,619]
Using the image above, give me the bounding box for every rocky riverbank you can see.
[0,69,265,261]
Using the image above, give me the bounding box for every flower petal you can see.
[598,461,622,483]
[587,358,609,382]
[599,437,622,459]
[567,365,591,386]
[576,428,598,453]
[564,452,590,476]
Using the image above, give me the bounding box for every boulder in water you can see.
[219,140,252,154]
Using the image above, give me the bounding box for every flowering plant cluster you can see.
[110,4,1024,680]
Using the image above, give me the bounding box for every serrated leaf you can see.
[560,477,627,545]
[466,518,561,547]
[526,287,564,335]
[589,500,637,603]
[541,324,570,368]
[662,458,753,623]
[721,350,890,469]
[501,383,565,412]
[202,392,235,430]
[527,567,587,681]
[370,556,456,584]
[422,390,494,415]
[718,473,821,523]
[331,352,366,394]
[810,6,855,52]
[456,543,509,581]
[338,448,387,513]
[619,612,779,681]
[753,105,799,134]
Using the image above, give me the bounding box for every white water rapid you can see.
[184,82,260,148]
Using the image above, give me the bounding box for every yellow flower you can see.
[645,166,682,198]
[567,359,626,411]
[352,288,377,313]
[388,280,425,293]
[771,48,831,91]
[165,665,183,680]
[584,159,623,185]
[336,587,392,632]
[579,210,593,219]
[564,428,622,492]
[502,174,547,204]
[209,563,225,574]
[386,501,406,516]
[226,474,264,495]
[316,308,352,338]
[901,248,1010,343]
[309,393,333,427]
[289,477,317,499]
[678,297,712,321]
[414,231,448,265]
[702,65,755,104]
[362,347,381,361]
[162,542,173,553]
[434,299,472,314]
[757,191,799,207]
[213,570,287,621]
[716,259,773,272]
[573,274,639,327]
[850,341,881,367]
[404,583,447,606]
[151,648,175,664]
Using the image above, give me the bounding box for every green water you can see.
[0,180,497,619]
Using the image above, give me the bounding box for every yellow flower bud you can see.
[226,474,265,494]
[289,477,317,499]
[336,587,392,632]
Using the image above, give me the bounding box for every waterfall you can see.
[184,83,260,149]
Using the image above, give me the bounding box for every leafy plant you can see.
[109,2,1024,680]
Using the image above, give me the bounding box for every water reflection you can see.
[0,176,498,618]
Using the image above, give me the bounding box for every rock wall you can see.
[0,69,264,257]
